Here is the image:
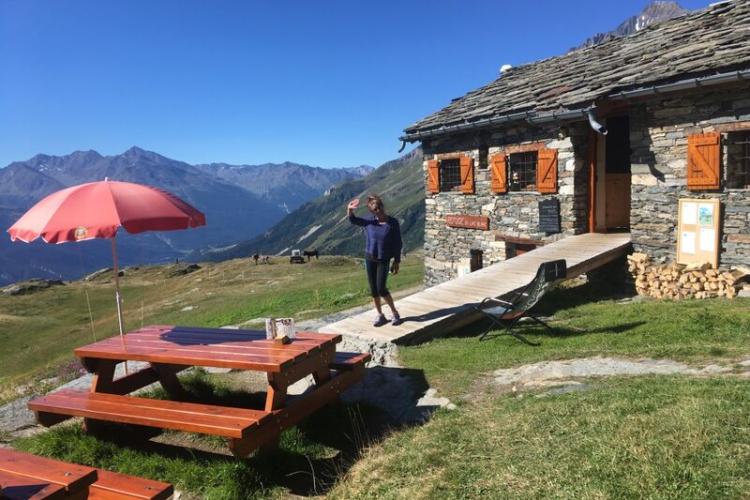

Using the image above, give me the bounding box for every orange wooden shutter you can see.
[427,159,440,193]
[687,132,720,190]
[490,154,507,193]
[459,155,474,194]
[537,148,558,194]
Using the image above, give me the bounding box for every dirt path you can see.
[488,356,750,393]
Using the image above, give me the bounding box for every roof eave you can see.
[402,67,750,143]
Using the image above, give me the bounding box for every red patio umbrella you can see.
[7,179,206,348]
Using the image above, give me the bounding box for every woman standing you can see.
[347,194,403,326]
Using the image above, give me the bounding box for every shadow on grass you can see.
[533,278,636,316]
[475,320,647,343]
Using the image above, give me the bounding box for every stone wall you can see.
[422,122,590,286]
[629,83,750,268]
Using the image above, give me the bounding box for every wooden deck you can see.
[323,233,632,344]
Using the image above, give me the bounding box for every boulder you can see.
[1,279,64,296]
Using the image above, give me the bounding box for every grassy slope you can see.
[0,255,423,401]
[199,147,425,260]
[326,283,750,499]
[330,376,750,499]
[400,281,750,396]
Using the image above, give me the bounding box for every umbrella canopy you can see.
[8,180,205,244]
[7,179,206,366]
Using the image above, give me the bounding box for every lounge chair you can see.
[474,259,567,345]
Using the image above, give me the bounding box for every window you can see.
[470,249,483,272]
[478,147,489,169]
[439,159,462,192]
[727,131,750,189]
[508,151,537,191]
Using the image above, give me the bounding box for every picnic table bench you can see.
[0,448,173,499]
[29,325,369,457]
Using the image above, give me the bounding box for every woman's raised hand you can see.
[347,198,360,211]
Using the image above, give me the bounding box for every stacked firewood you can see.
[627,252,747,300]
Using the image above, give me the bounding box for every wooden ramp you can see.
[323,233,631,344]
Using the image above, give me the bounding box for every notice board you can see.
[538,199,561,234]
[677,198,720,268]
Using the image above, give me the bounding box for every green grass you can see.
[7,266,750,498]
[329,376,750,499]
[400,281,750,396]
[0,254,423,401]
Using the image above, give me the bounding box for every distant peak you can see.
[121,146,168,161]
[572,0,689,50]
[70,149,102,158]
[124,146,147,155]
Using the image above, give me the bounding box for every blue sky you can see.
[0,0,712,169]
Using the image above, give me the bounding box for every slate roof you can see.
[404,0,750,138]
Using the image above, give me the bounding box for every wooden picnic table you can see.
[29,325,370,457]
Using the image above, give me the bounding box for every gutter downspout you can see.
[586,109,608,135]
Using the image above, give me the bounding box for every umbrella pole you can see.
[111,237,129,375]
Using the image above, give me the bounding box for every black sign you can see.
[539,199,560,234]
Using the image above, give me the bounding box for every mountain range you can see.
[193,147,425,261]
[1,1,696,286]
[0,148,371,285]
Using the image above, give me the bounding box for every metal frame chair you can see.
[474,259,567,345]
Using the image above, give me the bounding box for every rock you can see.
[166,264,201,278]
[83,268,124,281]
[1,279,64,296]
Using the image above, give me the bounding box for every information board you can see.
[539,199,561,234]
[677,198,720,268]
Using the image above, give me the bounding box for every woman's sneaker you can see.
[391,313,403,326]
[373,314,388,327]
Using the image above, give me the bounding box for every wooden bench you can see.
[29,389,271,439]
[89,470,172,500]
[0,448,172,499]
[331,352,370,371]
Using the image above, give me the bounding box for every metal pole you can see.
[111,237,129,375]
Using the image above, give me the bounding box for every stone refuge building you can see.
[401,0,750,286]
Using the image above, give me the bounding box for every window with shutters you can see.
[508,151,537,191]
[439,159,462,192]
[726,131,750,189]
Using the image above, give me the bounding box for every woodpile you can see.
[627,252,747,300]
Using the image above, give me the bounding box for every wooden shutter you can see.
[490,154,507,193]
[537,148,558,194]
[427,159,440,194]
[460,155,475,194]
[687,132,720,190]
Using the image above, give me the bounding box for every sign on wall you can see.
[677,198,720,269]
[445,214,490,230]
[538,199,561,234]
